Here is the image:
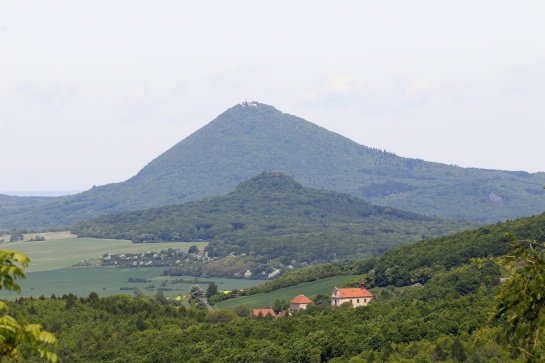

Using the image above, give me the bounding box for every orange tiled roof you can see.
[333,287,373,298]
[290,294,313,304]
[276,310,288,318]
[252,308,276,317]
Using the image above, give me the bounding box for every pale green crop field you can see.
[1,238,209,272]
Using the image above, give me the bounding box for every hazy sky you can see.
[1,1,544,193]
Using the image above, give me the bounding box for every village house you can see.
[331,278,373,308]
[290,294,313,311]
[251,308,276,317]
[251,308,288,318]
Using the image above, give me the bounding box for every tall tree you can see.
[206,281,218,299]
[189,285,203,300]
[451,338,467,362]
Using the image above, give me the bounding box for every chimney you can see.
[360,277,366,289]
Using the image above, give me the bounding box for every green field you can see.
[1,238,209,272]
[0,238,361,305]
[215,275,359,310]
[0,267,263,300]
[0,238,264,300]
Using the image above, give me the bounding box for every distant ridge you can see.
[0,191,82,197]
[1,101,544,228]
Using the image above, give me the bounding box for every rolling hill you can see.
[72,172,475,268]
[2,101,544,228]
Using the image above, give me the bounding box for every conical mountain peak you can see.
[1,102,545,228]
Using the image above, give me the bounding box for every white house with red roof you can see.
[290,294,313,310]
[331,278,373,308]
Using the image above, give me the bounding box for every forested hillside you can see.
[3,212,540,362]
[4,263,513,362]
[220,208,545,299]
[2,102,545,228]
[354,212,545,289]
[6,197,545,361]
[73,172,474,271]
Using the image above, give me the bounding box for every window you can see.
[357,299,360,303]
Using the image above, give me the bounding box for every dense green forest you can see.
[212,210,545,301]
[5,200,545,361]
[355,212,545,288]
[72,173,474,277]
[3,263,513,362]
[2,102,545,229]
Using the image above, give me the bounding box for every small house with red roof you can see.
[290,294,313,311]
[251,308,276,317]
[331,278,373,308]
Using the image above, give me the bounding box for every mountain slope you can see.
[2,101,545,228]
[72,172,474,265]
[353,211,545,288]
[235,204,545,299]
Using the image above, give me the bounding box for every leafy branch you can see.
[0,249,58,362]
[473,232,545,362]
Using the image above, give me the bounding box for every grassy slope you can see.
[215,275,358,310]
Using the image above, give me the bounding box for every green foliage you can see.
[206,281,218,299]
[2,103,545,229]
[188,245,199,254]
[0,249,57,362]
[451,337,468,362]
[3,287,501,363]
[350,213,545,288]
[189,285,204,300]
[154,290,168,305]
[205,309,238,324]
[232,304,250,317]
[475,233,545,362]
[0,249,28,293]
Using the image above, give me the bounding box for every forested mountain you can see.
[73,172,473,270]
[2,101,545,228]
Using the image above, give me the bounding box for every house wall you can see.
[331,297,371,308]
[290,302,308,310]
